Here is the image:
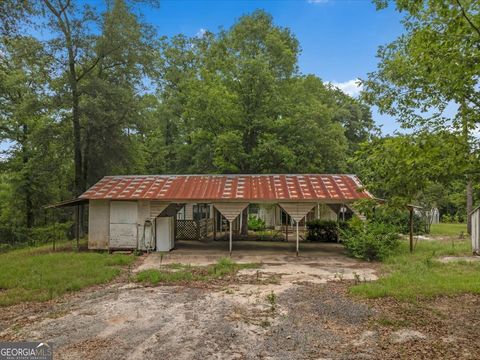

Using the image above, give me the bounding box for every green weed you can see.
[350,239,477,301]
[0,246,135,306]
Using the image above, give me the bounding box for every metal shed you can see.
[79,174,374,254]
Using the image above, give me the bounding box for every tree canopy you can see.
[0,4,375,243]
[361,0,480,231]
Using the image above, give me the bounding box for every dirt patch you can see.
[438,256,480,263]
[366,292,480,359]
[1,253,480,359]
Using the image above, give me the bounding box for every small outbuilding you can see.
[470,205,480,255]
[76,174,373,255]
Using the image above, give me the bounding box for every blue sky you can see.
[138,0,406,134]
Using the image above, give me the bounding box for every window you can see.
[193,204,210,221]
[177,205,186,220]
[281,209,291,225]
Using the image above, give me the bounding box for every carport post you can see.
[75,204,80,251]
[229,220,233,256]
[296,220,299,256]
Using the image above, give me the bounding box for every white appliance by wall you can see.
[156,216,175,251]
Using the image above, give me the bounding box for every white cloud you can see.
[307,0,329,4]
[196,28,207,38]
[325,78,363,97]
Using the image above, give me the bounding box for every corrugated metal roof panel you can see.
[80,174,373,202]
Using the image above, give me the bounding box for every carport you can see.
[78,174,373,255]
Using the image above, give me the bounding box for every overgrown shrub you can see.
[441,213,465,224]
[341,218,399,261]
[248,215,266,231]
[352,200,429,234]
[0,243,13,253]
[377,208,425,234]
[29,222,72,246]
[0,222,72,252]
[306,220,341,242]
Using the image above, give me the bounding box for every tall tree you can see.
[36,0,159,194]
[0,36,70,235]
[154,10,368,174]
[354,131,466,213]
[79,0,159,185]
[362,0,480,232]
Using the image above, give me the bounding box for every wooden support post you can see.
[409,206,414,253]
[274,205,277,228]
[286,218,289,242]
[239,211,243,237]
[75,204,80,251]
[296,220,299,256]
[229,220,233,256]
[213,207,216,241]
[51,209,56,252]
[317,203,320,220]
[174,216,177,245]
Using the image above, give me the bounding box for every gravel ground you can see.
[0,256,479,359]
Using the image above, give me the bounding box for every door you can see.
[110,201,138,249]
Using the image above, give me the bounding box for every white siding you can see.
[316,203,338,221]
[88,200,110,250]
[185,203,194,220]
[150,201,169,219]
[472,209,479,254]
[137,201,152,250]
[258,204,276,228]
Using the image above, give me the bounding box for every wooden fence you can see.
[176,219,214,240]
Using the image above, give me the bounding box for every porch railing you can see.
[176,219,213,240]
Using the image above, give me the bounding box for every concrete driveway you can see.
[140,239,360,264]
[137,240,378,286]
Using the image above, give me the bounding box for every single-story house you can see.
[76,174,373,255]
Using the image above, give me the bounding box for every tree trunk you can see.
[467,179,473,235]
[409,207,414,253]
[44,0,84,196]
[21,124,34,228]
[460,106,473,235]
[69,54,84,196]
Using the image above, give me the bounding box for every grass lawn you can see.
[350,238,477,301]
[430,223,467,236]
[0,243,135,306]
[135,257,258,285]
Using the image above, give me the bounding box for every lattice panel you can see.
[176,220,199,240]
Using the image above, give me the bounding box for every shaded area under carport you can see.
[143,239,353,266]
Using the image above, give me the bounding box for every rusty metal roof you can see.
[79,174,373,202]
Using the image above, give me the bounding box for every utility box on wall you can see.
[156,216,174,252]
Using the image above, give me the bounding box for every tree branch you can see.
[75,57,101,82]
[75,45,124,82]
[455,0,480,38]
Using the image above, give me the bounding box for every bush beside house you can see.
[306,220,341,242]
[341,218,400,261]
